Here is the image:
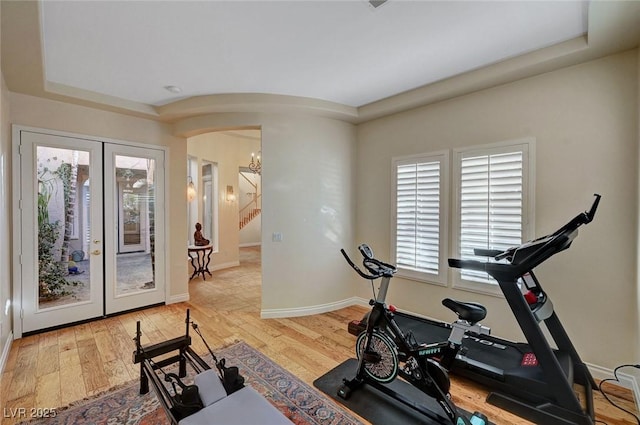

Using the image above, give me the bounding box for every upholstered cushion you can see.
[179,386,291,425]
[193,370,227,407]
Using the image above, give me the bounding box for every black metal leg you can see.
[188,252,198,279]
[204,248,212,277]
[140,363,149,394]
[179,349,187,378]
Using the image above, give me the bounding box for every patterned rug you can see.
[24,341,363,425]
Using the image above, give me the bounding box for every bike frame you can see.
[354,274,460,424]
[363,277,457,364]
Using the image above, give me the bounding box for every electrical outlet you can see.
[272,232,283,242]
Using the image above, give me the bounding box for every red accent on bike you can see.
[388,304,397,312]
[524,291,537,305]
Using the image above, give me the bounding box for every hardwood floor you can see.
[1,246,638,424]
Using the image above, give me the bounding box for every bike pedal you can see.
[469,411,488,425]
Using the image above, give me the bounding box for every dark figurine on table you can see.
[194,223,210,246]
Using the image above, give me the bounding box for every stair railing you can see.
[239,172,261,229]
[239,194,261,229]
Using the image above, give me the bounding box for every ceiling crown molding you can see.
[156,93,358,123]
[2,0,639,125]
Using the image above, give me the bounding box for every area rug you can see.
[24,341,363,425]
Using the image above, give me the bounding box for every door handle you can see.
[91,250,101,256]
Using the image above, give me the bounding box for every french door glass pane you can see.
[115,155,155,296]
[37,146,91,309]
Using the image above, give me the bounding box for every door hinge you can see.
[20,309,24,319]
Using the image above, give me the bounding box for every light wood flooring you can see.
[1,246,638,424]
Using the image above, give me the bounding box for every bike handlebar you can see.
[340,249,375,279]
[340,246,397,280]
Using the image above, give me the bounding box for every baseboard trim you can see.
[0,331,13,375]
[627,370,640,414]
[239,242,261,248]
[211,260,240,271]
[352,297,370,308]
[260,297,364,319]
[167,293,190,304]
[587,362,623,384]
[588,362,640,412]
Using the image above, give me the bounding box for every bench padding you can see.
[178,372,291,425]
[193,370,227,407]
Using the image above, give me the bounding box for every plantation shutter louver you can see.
[460,150,523,284]
[396,160,441,276]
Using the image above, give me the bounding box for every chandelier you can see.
[249,152,261,175]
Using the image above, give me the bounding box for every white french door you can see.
[16,129,166,334]
[18,131,104,333]
[104,144,165,314]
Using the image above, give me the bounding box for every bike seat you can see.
[442,298,487,324]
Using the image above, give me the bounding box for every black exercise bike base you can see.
[314,359,491,425]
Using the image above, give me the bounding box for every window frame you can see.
[390,150,450,286]
[451,138,535,296]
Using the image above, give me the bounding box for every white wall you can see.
[175,113,358,317]
[356,50,639,370]
[261,116,357,315]
[0,11,13,365]
[634,47,640,389]
[240,215,261,247]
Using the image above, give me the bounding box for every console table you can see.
[188,244,213,280]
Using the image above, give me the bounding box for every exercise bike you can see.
[338,244,488,425]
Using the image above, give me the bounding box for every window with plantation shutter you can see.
[453,140,534,293]
[392,152,448,285]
